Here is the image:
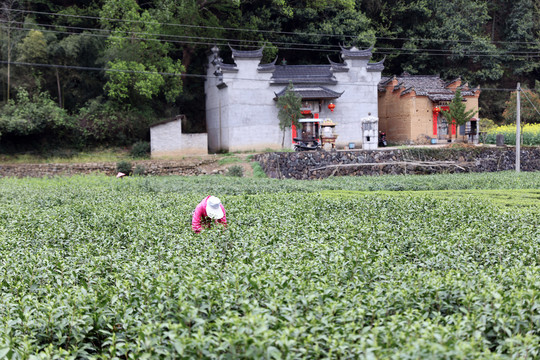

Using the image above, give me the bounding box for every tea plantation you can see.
[1,172,539,359]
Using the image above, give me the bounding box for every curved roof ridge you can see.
[258,56,278,72]
[228,43,264,59]
[367,56,385,72]
[327,55,347,66]
[340,44,373,59]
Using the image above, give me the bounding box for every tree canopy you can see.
[276,82,302,147]
[441,89,479,141]
[503,86,540,125]
[0,0,539,150]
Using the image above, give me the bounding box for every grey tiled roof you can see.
[378,74,476,101]
[274,85,343,100]
[229,44,264,59]
[271,65,337,85]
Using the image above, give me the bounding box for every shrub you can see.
[227,165,244,177]
[77,98,156,146]
[251,162,267,178]
[479,118,497,133]
[116,160,133,175]
[0,88,72,139]
[130,141,150,158]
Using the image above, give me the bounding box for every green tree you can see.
[441,89,478,142]
[276,82,302,147]
[503,0,540,76]
[502,88,540,125]
[0,87,70,140]
[374,0,502,83]
[0,0,20,102]
[47,34,83,108]
[151,0,238,73]
[238,0,375,64]
[100,0,184,105]
[12,28,48,97]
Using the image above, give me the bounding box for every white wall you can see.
[206,53,290,152]
[205,48,381,152]
[331,58,381,148]
[150,118,208,157]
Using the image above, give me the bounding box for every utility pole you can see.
[516,83,521,173]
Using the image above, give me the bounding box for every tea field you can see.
[1,172,540,359]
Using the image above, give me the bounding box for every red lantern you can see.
[433,107,440,114]
[328,103,335,112]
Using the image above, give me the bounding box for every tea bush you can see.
[0,173,539,358]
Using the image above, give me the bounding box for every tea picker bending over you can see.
[192,196,227,233]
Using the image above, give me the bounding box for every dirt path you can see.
[0,153,257,178]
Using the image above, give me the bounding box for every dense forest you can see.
[1,0,539,152]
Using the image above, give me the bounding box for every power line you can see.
[0,60,184,77]
[8,8,361,40]
[5,18,538,55]
[376,36,540,46]
[0,60,520,91]
[8,8,540,47]
[521,90,540,117]
[0,20,345,51]
[2,24,539,58]
[0,25,346,54]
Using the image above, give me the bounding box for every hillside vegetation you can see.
[1,0,539,153]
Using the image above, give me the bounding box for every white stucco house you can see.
[205,45,384,152]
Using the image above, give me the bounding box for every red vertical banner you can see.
[433,112,438,136]
[291,123,297,143]
[451,120,456,136]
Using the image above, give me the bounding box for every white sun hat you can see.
[206,196,224,219]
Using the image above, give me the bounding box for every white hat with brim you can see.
[206,196,224,219]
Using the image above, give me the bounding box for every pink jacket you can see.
[191,196,227,233]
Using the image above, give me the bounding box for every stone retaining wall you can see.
[254,147,540,179]
[0,159,217,178]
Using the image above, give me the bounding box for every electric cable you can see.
[2,24,539,58]
[0,60,520,91]
[6,7,540,46]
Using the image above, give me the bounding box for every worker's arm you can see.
[191,202,205,233]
